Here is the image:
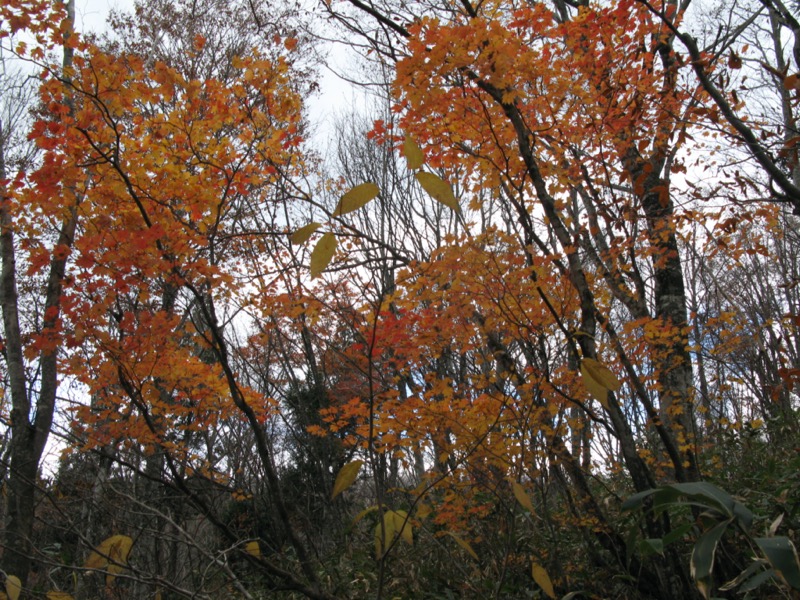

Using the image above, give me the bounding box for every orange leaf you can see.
[532,562,556,599]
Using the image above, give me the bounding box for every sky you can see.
[74,0,124,34]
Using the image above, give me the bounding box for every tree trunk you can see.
[0,0,77,586]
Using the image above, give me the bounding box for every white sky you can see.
[75,0,124,33]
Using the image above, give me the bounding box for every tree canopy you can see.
[1,0,799,598]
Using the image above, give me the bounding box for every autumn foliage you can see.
[1,0,799,598]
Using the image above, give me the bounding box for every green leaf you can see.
[511,481,535,514]
[289,222,321,244]
[663,522,694,546]
[732,500,754,530]
[310,232,337,279]
[669,482,735,513]
[651,486,686,514]
[720,559,769,591]
[665,482,750,525]
[331,459,363,499]
[622,482,752,530]
[639,538,664,557]
[691,519,731,598]
[403,136,424,170]
[333,182,379,216]
[531,562,556,599]
[621,488,658,512]
[445,532,478,560]
[755,537,800,589]
[739,568,778,593]
[415,172,459,211]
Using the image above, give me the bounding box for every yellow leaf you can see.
[290,222,321,244]
[310,232,337,279]
[352,504,380,526]
[5,576,21,600]
[374,513,396,557]
[331,459,363,499]
[374,510,413,557]
[47,592,75,600]
[415,171,459,211]
[581,370,608,406]
[512,481,535,514]
[245,541,260,557]
[85,534,133,571]
[532,562,556,599]
[390,510,413,545]
[446,532,479,560]
[580,358,621,408]
[333,182,380,216]
[581,358,621,391]
[107,564,123,576]
[403,137,424,170]
[415,503,432,520]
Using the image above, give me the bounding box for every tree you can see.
[1,0,798,598]
[0,0,338,596]
[310,0,800,596]
[1,0,79,586]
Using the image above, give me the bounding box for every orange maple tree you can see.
[0,0,334,595]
